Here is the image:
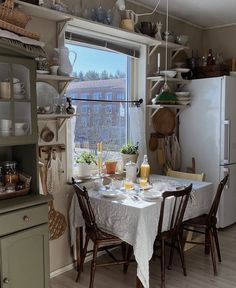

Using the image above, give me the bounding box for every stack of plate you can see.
[175,92,191,105]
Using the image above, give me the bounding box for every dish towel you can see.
[47,151,62,195]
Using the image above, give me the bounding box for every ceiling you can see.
[133,0,236,28]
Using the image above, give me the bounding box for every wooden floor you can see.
[51,224,236,288]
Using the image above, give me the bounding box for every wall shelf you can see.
[16,1,163,47]
[37,113,74,140]
[36,74,78,81]
[146,104,189,118]
[147,76,190,83]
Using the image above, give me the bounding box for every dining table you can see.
[69,174,213,288]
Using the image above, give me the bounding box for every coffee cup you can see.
[13,82,25,95]
[120,19,135,32]
[0,82,10,99]
[15,122,29,136]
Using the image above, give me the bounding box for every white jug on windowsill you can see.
[54,46,77,76]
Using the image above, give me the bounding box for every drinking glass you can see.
[139,177,148,188]
[124,178,133,191]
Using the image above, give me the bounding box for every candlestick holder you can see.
[155,21,162,41]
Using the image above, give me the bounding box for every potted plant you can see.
[75,151,97,177]
[120,142,139,168]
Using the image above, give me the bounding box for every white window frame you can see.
[64,26,148,181]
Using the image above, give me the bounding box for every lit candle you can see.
[100,142,103,153]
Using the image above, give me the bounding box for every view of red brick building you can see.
[66,78,127,150]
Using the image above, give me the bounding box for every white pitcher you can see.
[54,47,77,76]
[125,161,139,183]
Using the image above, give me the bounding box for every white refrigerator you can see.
[179,76,236,228]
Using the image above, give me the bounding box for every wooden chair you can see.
[183,174,229,276]
[167,168,205,181]
[154,184,192,288]
[166,168,205,251]
[74,184,132,288]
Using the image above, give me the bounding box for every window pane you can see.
[65,43,130,166]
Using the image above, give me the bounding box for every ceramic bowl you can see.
[176,35,189,46]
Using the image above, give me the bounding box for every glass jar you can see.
[2,161,19,185]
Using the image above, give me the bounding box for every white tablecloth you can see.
[69,175,213,288]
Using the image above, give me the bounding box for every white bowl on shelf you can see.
[174,68,190,79]
[176,35,189,46]
[160,70,177,78]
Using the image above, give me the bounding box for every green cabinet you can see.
[0,44,50,288]
[0,224,49,288]
[0,198,50,288]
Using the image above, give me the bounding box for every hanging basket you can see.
[0,0,31,28]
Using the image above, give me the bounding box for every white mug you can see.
[0,119,12,131]
[50,65,59,75]
[15,122,29,136]
[13,82,25,95]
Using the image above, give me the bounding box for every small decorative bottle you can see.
[140,155,150,180]
[66,97,75,114]
[207,49,214,66]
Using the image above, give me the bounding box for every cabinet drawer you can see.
[0,204,48,236]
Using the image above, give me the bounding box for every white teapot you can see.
[125,161,139,183]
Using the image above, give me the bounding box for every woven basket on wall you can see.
[0,0,31,28]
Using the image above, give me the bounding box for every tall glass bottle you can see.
[140,155,150,180]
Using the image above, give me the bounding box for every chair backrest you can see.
[158,184,193,236]
[74,183,100,238]
[167,168,205,181]
[207,174,229,223]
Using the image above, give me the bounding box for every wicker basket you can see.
[0,19,40,40]
[0,0,31,28]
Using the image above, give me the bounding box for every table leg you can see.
[76,226,83,272]
[136,277,144,288]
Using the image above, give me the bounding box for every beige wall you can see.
[27,0,204,274]
[203,25,236,61]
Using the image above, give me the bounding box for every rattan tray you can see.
[0,19,40,40]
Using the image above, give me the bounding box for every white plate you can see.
[37,70,50,74]
[177,100,191,105]
[176,96,191,100]
[160,70,177,78]
[36,82,59,110]
[141,191,162,200]
[102,190,123,198]
[174,68,190,73]
[175,92,190,97]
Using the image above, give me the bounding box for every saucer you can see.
[37,70,50,74]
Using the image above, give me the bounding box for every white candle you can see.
[157,53,160,72]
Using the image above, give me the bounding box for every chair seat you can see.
[183,214,217,228]
[183,214,208,227]
[87,227,123,246]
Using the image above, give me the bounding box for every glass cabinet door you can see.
[0,59,34,139]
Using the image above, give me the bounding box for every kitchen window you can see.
[65,42,132,169]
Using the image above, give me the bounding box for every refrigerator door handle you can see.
[223,167,229,189]
[224,120,230,164]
